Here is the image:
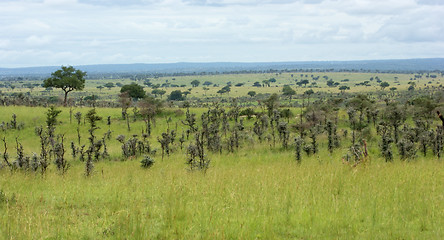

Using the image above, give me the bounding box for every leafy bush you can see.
[140,156,155,169]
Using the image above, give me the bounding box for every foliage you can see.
[140,155,155,168]
[282,85,296,99]
[120,83,146,99]
[190,80,200,87]
[168,90,185,101]
[43,66,86,105]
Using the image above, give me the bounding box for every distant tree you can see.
[203,87,209,95]
[380,81,390,90]
[339,85,350,94]
[120,83,146,99]
[151,89,166,98]
[268,78,277,83]
[84,95,98,101]
[263,93,279,117]
[168,90,185,101]
[326,79,335,87]
[304,89,314,96]
[104,82,115,90]
[389,87,397,97]
[203,81,213,86]
[282,85,296,102]
[300,79,309,87]
[43,66,86,106]
[191,80,200,87]
[143,80,152,87]
[253,82,262,87]
[96,86,104,92]
[139,95,164,125]
[118,92,132,120]
[217,85,231,95]
[247,91,256,98]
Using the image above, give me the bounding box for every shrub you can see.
[140,156,155,169]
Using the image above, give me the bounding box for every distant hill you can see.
[1,58,443,77]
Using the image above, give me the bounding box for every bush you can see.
[140,156,155,169]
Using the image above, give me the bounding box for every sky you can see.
[0,0,443,68]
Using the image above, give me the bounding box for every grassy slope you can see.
[0,106,443,239]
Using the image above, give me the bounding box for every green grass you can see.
[0,105,443,239]
[1,149,443,239]
[3,71,443,101]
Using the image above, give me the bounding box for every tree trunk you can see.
[64,91,68,106]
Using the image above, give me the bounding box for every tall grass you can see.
[0,106,443,239]
[1,151,443,239]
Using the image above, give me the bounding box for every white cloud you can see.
[0,0,442,67]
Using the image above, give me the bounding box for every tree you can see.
[339,85,350,94]
[118,92,132,119]
[303,89,315,107]
[300,79,309,87]
[43,66,86,106]
[217,85,231,95]
[282,85,296,102]
[191,80,200,87]
[380,81,390,90]
[120,83,145,99]
[139,95,164,132]
[253,82,262,87]
[263,93,279,117]
[203,81,213,86]
[168,90,185,101]
[247,91,256,98]
[151,89,166,98]
[104,82,115,90]
[203,87,209,95]
[326,79,335,87]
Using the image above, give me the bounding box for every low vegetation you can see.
[0,67,443,238]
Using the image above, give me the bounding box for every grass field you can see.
[1,151,443,239]
[0,105,443,239]
[2,71,443,102]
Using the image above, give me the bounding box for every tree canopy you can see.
[282,85,296,97]
[168,90,185,101]
[43,66,86,106]
[191,80,200,87]
[120,83,146,99]
[380,81,390,90]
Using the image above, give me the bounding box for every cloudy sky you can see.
[0,0,443,68]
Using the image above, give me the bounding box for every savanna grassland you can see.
[3,71,442,103]
[0,70,444,239]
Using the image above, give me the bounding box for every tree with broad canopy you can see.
[43,66,86,106]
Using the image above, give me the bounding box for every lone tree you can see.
[43,66,86,106]
[282,85,296,102]
[120,83,146,99]
[190,80,200,87]
[247,91,256,98]
[104,82,115,90]
[380,81,390,90]
[168,90,185,101]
